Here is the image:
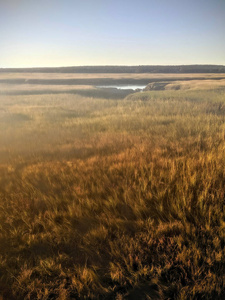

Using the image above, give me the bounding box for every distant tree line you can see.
[0,65,225,73]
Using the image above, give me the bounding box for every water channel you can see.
[96,85,146,90]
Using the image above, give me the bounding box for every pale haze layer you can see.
[1,0,225,68]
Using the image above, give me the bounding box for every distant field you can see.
[1,72,225,80]
[1,72,225,96]
[0,74,225,299]
[144,79,225,91]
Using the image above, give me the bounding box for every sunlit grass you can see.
[0,87,225,299]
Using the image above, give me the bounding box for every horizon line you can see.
[1,64,225,69]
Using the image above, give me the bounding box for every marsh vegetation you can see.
[0,74,225,299]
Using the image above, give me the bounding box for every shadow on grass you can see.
[0,88,133,99]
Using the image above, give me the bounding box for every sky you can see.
[0,0,225,68]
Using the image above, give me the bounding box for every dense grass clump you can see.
[0,88,225,299]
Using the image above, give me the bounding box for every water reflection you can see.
[97,85,146,90]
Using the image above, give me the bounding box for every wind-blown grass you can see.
[0,88,225,299]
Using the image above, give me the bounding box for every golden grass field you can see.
[0,74,225,299]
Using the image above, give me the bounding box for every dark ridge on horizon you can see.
[1,64,225,73]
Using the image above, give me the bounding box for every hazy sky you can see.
[1,0,225,67]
